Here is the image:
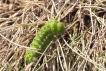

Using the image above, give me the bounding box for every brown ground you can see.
[0,0,106,71]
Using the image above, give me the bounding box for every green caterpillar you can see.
[25,20,65,63]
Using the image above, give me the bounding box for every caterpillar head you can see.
[56,21,65,35]
[48,20,65,36]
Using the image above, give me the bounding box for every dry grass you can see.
[0,0,106,71]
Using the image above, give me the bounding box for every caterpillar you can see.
[24,20,65,63]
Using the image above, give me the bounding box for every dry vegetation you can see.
[0,0,106,71]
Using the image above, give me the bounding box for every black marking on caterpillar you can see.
[25,20,65,63]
